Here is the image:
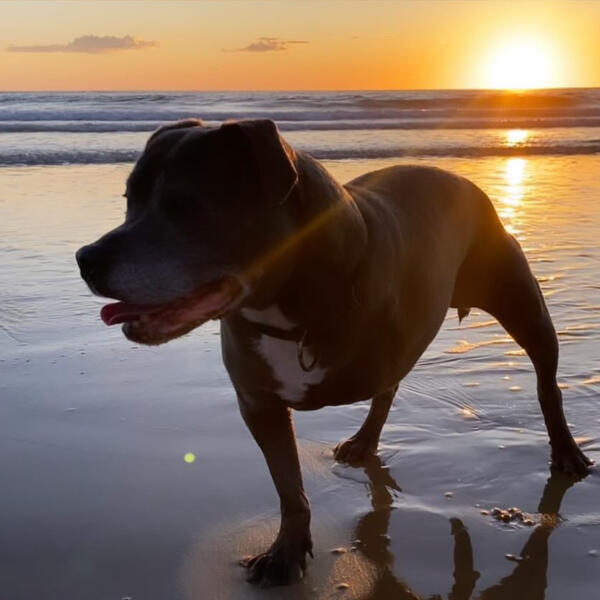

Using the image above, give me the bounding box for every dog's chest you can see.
[241,307,327,404]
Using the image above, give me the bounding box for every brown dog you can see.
[76,119,592,586]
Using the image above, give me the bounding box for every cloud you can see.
[226,37,309,53]
[7,34,157,54]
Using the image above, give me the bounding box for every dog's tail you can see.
[458,306,471,324]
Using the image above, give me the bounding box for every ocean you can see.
[1,90,599,599]
[1,88,600,165]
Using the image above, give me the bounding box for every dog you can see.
[76,118,592,586]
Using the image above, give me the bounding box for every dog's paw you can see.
[551,441,594,477]
[334,435,377,463]
[240,536,313,587]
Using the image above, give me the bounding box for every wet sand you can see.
[1,156,599,599]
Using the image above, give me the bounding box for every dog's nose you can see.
[76,243,103,278]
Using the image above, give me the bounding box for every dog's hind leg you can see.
[334,384,398,463]
[454,232,592,476]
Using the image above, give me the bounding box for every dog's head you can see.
[76,119,298,345]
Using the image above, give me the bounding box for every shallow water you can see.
[0,154,599,599]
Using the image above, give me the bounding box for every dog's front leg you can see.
[238,396,312,586]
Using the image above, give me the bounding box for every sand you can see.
[0,156,598,599]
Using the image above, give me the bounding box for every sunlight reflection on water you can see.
[505,129,530,147]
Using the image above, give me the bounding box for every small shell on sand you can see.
[588,549,598,557]
[330,547,347,555]
[336,583,349,590]
[444,491,454,498]
[480,509,490,515]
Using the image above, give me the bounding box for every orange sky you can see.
[1,1,599,90]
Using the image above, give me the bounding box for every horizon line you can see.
[1,85,599,94]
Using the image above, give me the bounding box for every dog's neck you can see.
[274,151,369,329]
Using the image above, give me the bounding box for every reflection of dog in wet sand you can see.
[77,119,592,586]
[353,458,577,600]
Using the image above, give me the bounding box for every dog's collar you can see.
[250,322,304,342]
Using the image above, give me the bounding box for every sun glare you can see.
[482,37,558,90]
[505,129,529,146]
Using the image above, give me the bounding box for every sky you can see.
[1,1,599,91]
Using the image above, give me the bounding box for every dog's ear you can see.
[147,118,203,147]
[222,119,298,204]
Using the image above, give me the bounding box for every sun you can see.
[481,37,558,90]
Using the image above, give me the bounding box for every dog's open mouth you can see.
[100,276,242,345]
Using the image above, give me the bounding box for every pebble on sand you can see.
[489,506,535,526]
[336,583,349,590]
[444,491,454,498]
[508,507,524,520]
[588,549,598,557]
[505,554,523,562]
[330,547,347,555]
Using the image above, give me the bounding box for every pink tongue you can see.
[101,302,164,326]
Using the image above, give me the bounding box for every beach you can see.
[1,91,599,599]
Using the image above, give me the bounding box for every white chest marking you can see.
[256,335,327,403]
[240,306,327,403]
